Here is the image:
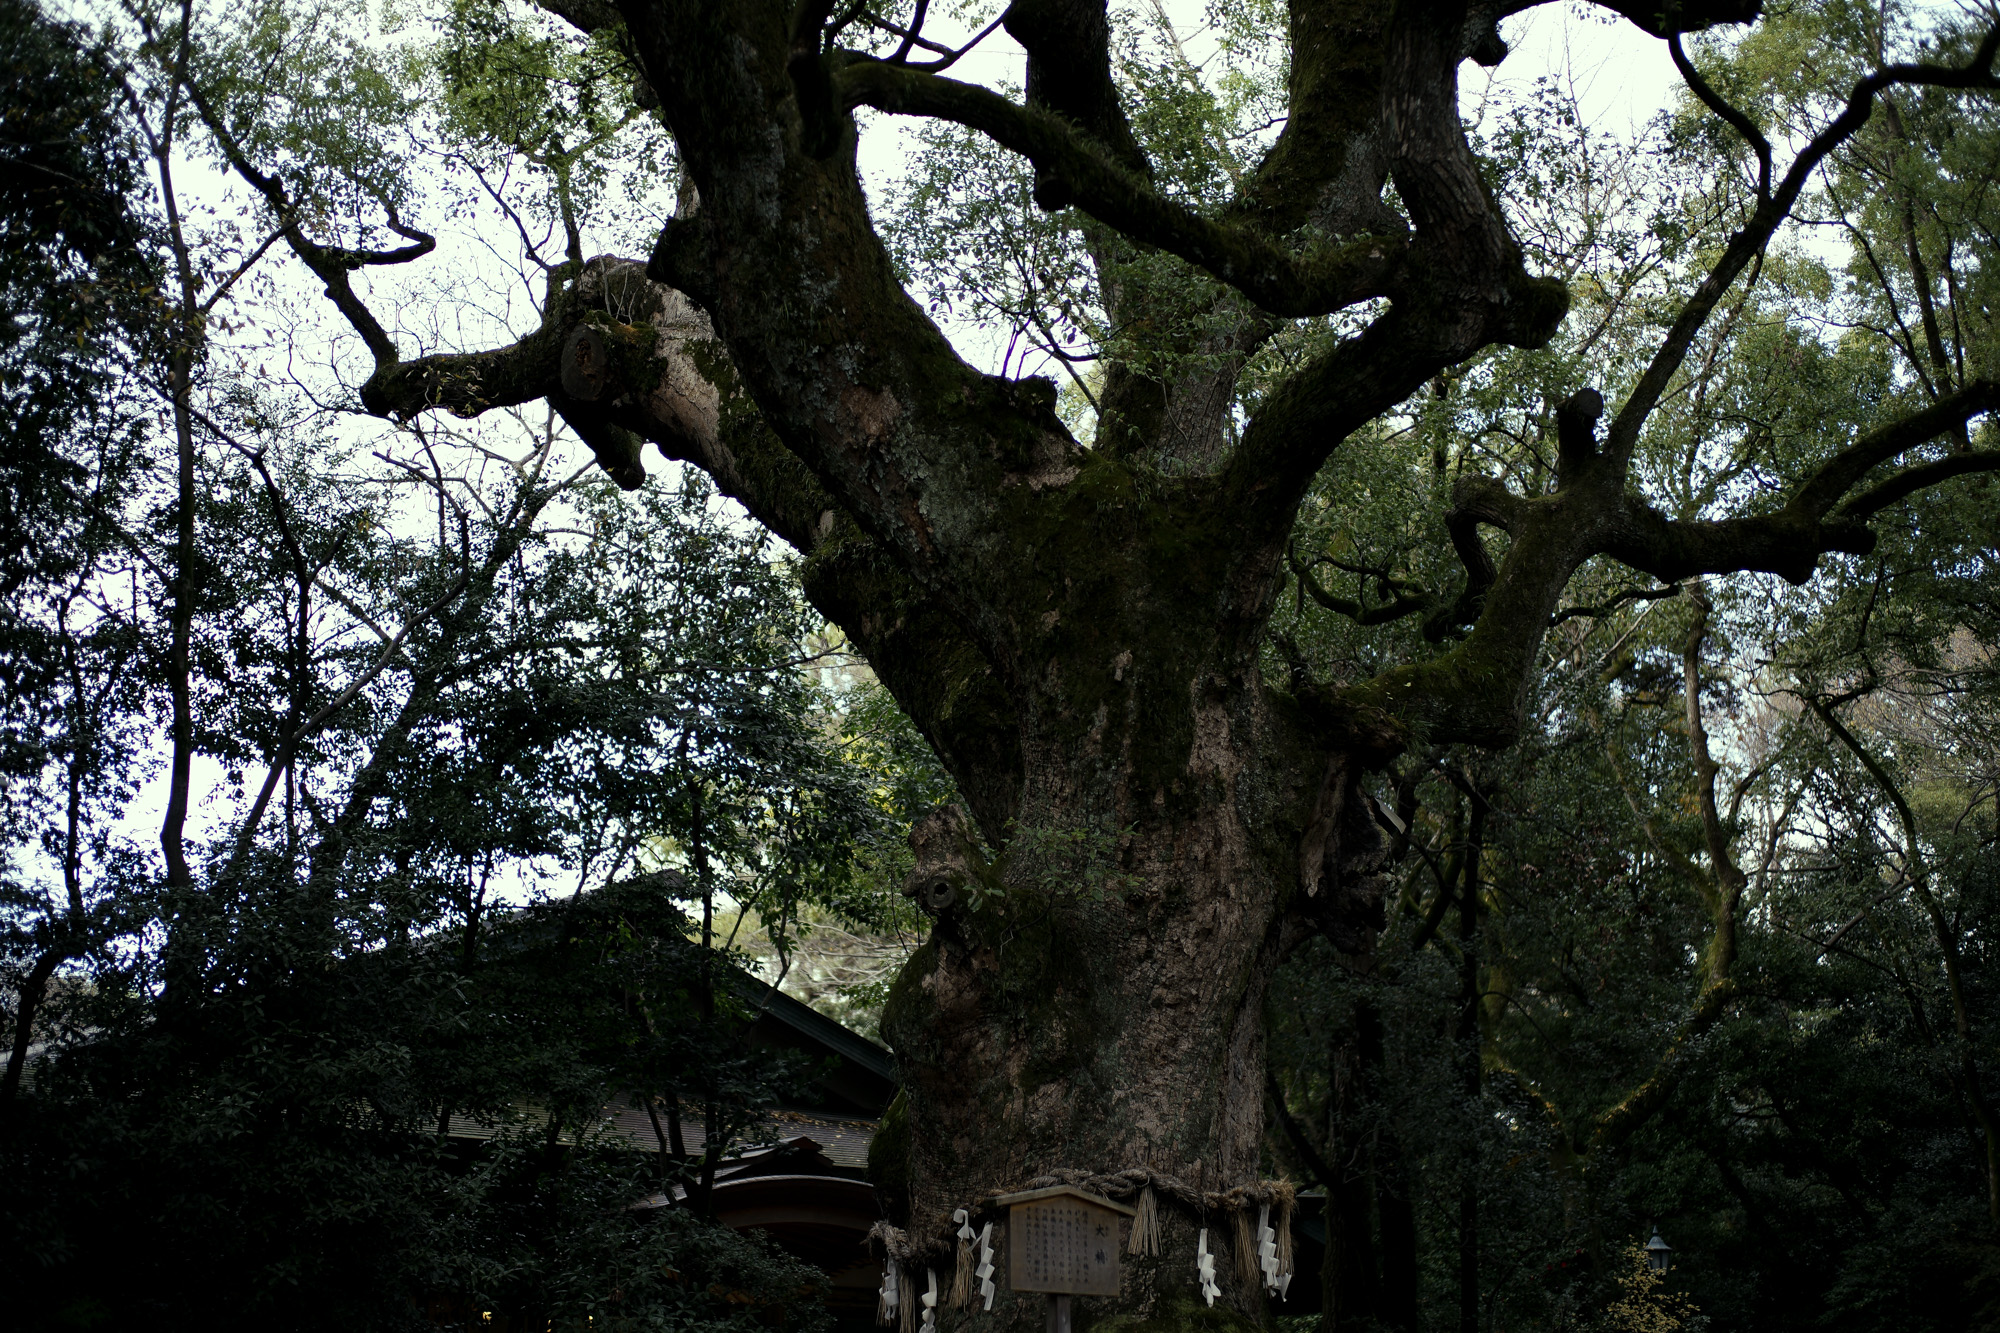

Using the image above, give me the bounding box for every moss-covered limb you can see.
[1215,0,1574,543]
[356,332,566,420]
[630,12,1117,662]
[1226,0,1394,239]
[1224,259,1567,532]
[1796,377,2000,510]
[1330,367,1990,751]
[1514,939,1767,1255]
[836,61,1404,319]
[354,263,624,423]
[572,273,1029,823]
[970,0,1233,468]
[1843,449,2000,517]
[1574,0,1764,38]
[1585,978,1736,1157]
[1329,482,1601,750]
[1596,493,1875,588]
[1443,476,1518,584]
[1000,0,1150,184]
[988,0,1275,472]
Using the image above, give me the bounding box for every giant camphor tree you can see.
[180,0,2000,1325]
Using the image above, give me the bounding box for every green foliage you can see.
[6,875,833,1332]
[0,0,161,749]
[0,8,874,1312]
[192,0,424,235]
[1260,8,2000,1327]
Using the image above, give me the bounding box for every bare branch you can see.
[1669,31,1772,198]
[184,84,434,367]
[1287,543,1435,627]
[1549,582,1679,625]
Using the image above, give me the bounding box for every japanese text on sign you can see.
[1008,1197,1121,1295]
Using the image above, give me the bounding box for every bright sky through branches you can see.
[853,0,1680,375]
[107,0,1688,886]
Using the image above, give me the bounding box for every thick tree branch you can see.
[837,62,1403,318]
[1319,371,1990,756]
[1602,379,2000,584]
[1231,0,1395,239]
[1795,378,2000,511]
[1578,0,1763,38]
[1001,0,1148,186]
[1839,450,2000,518]
[1586,977,1736,1154]
[1219,1,1570,547]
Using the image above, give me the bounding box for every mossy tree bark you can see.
[216,0,2000,1325]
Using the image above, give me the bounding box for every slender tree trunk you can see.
[1455,791,1486,1333]
[690,771,721,1218]
[2,950,63,1104]
[1326,1006,1380,1327]
[666,1087,687,1160]
[150,10,199,898]
[1355,997,1420,1333]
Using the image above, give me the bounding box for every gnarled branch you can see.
[836,62,1405,319]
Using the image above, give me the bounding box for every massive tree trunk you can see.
[880,673,1386,1327]
[524,23,1532,1315]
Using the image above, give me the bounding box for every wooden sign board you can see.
[998,1186,1134,1297]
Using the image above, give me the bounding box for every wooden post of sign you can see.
[995,1184,1138,1322]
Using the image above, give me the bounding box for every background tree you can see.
[1,3,888,1327]
[1259,13,2000,1327]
